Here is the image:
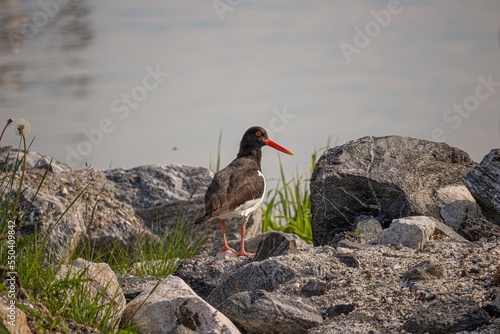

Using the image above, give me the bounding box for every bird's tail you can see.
[193,212,209,225]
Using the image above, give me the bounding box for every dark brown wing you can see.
[193,157,264,224]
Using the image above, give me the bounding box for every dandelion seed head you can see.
[15,118,31,137]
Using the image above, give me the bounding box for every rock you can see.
[207,259,296,310]
[118,274,161,303]
[377,216,436,249]
[220,289,322,334]
[329,231,362,248]
[457,217,500,241]
[104,164,212,210]
[2,150,152,260]
[55,258,126,326]
[310,136,474,246]
[0,146,71,174]
[432,219,469,242]
[325,304,355,318]
[120,275,240,334]
[435,184,480,229]
[299,279,328,297]
[253,232,302,261]
[335,254,360,268]
[354,215,382,244]
[0,294,32,334]
[484,293,500,317]
[463,149,500,225]
[215,250,238,260]
[401,260,446,280]
[402,298,491,333]
[244,231,310,254]
[493,265,500,286]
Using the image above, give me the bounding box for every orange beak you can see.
[265,138,294,156]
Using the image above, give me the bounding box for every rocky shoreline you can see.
[1,135,499,333]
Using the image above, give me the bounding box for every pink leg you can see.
[218,220,238,255]
[237,216,253,257]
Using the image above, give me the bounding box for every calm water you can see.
[1,0,499,181]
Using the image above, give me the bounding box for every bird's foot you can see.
[218,245,239,256]
[236,251,254,258]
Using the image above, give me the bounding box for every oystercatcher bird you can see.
[194,126,294,257]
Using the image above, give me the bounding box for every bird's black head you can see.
[237,126,294,160]
[241,126,269,149]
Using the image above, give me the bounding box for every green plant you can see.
[0,118,135,332]
[209,129,223,172]
[261,143,331,244]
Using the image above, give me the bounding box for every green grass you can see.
[71,215,202,277]
[261,146,328,244]
[0,117,202,333]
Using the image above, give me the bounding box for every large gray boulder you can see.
[463,149,500,225]
[103,164,212,210]
[10,165,148,260]
[310,136,475,246]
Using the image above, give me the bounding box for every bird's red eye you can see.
[255,131,262,137]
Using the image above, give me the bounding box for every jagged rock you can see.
[433,219,469,242]
[335,254,361,268]
[458,217,500,241]
[403,298,491,333]
[354,215,382,244]
[310,136,474,246]
[378,216,436,249]
[55,258,126,325]
[11,168,150,261]
[401,260,446,280]
[120,275,240,334]
[220,289,322,334]
[436,184,481,229]
[0,146,71,174]
[104,164,212,210]
[299,279,328,297]
[253,232,303,261]
[207,259,296,309]
[463,149,500,225]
